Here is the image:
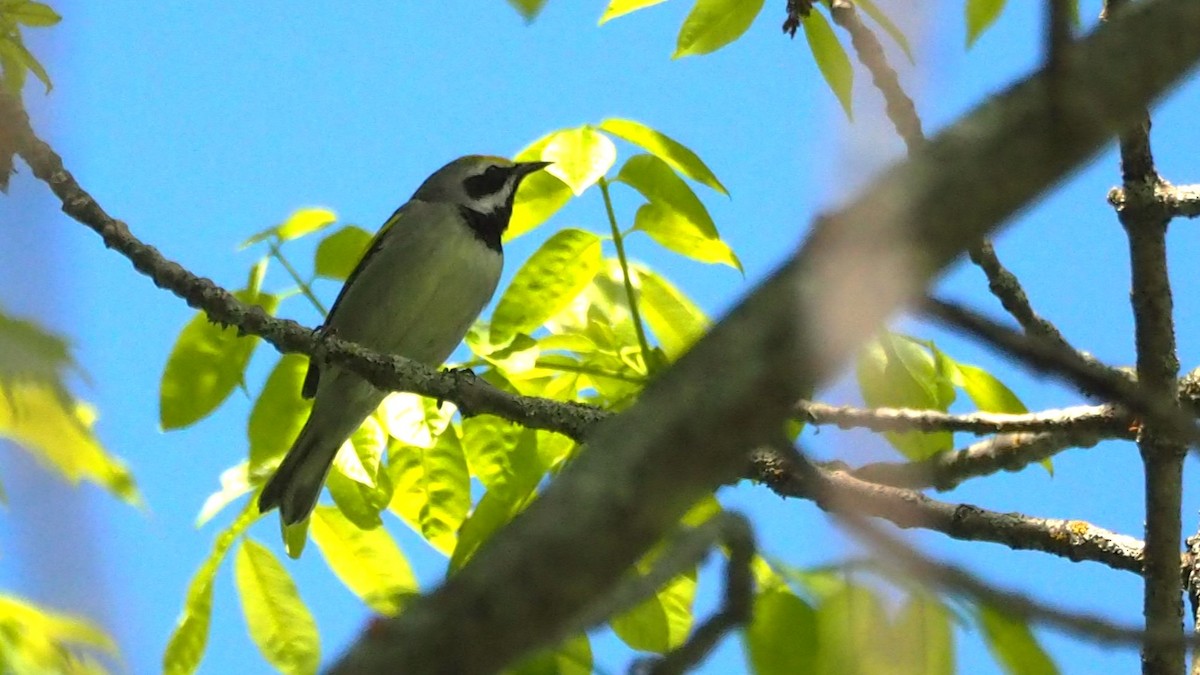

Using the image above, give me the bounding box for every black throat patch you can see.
[458,205,508,253]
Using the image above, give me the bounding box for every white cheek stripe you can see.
[469,177,519,214]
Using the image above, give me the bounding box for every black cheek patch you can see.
[463,165,511,200]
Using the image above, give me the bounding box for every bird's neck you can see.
[457,205,508,253]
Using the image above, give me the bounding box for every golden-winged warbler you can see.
[258,155,550,525]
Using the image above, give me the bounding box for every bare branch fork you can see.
[0,0,1198,672]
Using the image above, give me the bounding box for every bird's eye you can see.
[463,165,511,200]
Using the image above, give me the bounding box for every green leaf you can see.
[448,485,528,574]
[160,261,278,429]
[196,461,252,527]
[241,207,337,248]
[327,416,391,529]
[673,0,765,58]
[803,8,854,119]
[635,266,708,360]
[892,593,954,675]
[509,634,593,675]
[2,1,60,26]
[448,426,545,573]
[0,38,27,94]
[163,503,258,675]
[743,589,817,675]
[599,118,727,195]
[0,309,134,502]
[966,0,1007,48]
[953,362,1027,414]
[314,225,372,281]
[459,418,545,499]
[814,584,892,674]
[490,228,604,346]
[610,568,696,653]
[247,354,311,473]
[542,126,617,196]
[856,0,914,63]
[507,0,548,21]
[380,392,455,449]
[976,605,1058,675]
[310,506,418,615]
[598,0,667,25]
[0,593,119,674]
[234,538,320,675]
[0,380,140,504]
[633,201,741,271]
[509,134,574,240]
[0,34,49,93]
[617,154,719,236]
[387,425,471,556]
[856,333,954,459]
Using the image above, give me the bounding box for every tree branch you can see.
[801,400,1127,436]
[3,0,1199,671]
[844,422,1129,491]
[1104,0,1187,667]
[320,3,1200,669]
[750,445,1146,574]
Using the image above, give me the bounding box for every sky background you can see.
[1,0,1199,673]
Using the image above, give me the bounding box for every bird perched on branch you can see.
[259,155,551,525]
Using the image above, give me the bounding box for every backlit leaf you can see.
[509,133,574,240]
[952,362,1027,414]
[633,201,741,271]
[635,266,708,360]
[857,0,914,63]
[611,568,696,653]
[490,228,603,346]
[542,126,617,196]
[241,208,336,248]
[599,0,667,25]
[509,634,593,675]
[674,0,765,58]
[164,503,258,675]
[387,426,470,556]
[856,333,954,459]
[196,461,252,527]
[160,261,277,429]
[314,225,371,281]
[617,154,719,238]
[310,506,417,615]
[507,0,548,21]
[744,589,817,675]
[2,1,61,26]
[977,605,1058,675]
[803,8,854,119]
[966,0,1007,48]
[0,381,139,504]
[247,354,311,473]
[234,538,320,675]
[599,118,727,194]
[892,593,954,675]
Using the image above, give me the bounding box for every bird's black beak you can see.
[514,161,552,179]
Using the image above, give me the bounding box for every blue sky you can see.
[2,0,1199,673]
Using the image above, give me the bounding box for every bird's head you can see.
[412,155,551,216]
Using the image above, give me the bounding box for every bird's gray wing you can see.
[301,201,416,399]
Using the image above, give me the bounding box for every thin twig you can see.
[922,297,1200,447]
[845,424,1130,491]
[1099,0,1188,668]
[748,445,1147,574]
[800,400,1127,436]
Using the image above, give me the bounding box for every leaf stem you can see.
[268,238,328,317]
[598,177,654,372]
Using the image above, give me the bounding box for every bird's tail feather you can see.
[258,420,341,525]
